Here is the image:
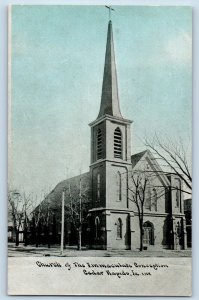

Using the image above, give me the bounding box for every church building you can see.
[36,19,187,251]
[86,20,187,250]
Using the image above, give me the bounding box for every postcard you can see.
[8,5,192,296]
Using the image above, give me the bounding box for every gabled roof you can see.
[131,150,170,186]
[131,150,147,168]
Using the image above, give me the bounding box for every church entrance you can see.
[143,221,154,246]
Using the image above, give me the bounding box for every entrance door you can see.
[143,221,154,245]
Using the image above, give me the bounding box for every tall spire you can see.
[97,20,123,119]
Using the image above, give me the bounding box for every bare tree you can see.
[127,169,169,251]
[128,171,148,251]
[41,201,53,248]
[30,191,51,248]
[8,190,32,246]
[64,179,90,250]
[145,135,192,194]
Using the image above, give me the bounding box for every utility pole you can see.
[60,190,65,255]
[79,176,82,250]
[24,194,27,246]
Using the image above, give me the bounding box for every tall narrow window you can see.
[97,129,102,160]
[114,127,122,159]
[143,221,154,245]
[145,183,151,210]
[117,218,122,239]
[176,186,180,207]
[175,178,181,211]
[176,221,181,237]
[152,188,157,211]
[97,173,100,202]
[95,216,100,239]
[117,171,122,201]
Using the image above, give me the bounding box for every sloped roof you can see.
[41,172,91,211]
[131,150,147,168]
[131,149,170,186]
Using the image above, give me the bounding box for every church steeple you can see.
[97,20,123,119]
[88,16,133,251]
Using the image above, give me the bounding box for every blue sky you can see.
[10,5,192,197]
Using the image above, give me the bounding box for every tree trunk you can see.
[140,232,143,251]
[24,226,28,246]
[35,228,39,248]
[47,227,50,248]
[15,229,19,246]
[139,219,143,251]
[78,227,82,250]
[77,233,80,250]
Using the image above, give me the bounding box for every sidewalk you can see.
[8,243,192,257]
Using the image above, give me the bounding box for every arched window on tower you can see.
[117,171,122,201]
[97,173,101,203]
[97,129,102,160]
[114,127,122,159]
[151,188,157,211]
[116,218,122,239]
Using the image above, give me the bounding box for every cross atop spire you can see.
[105,5,115,21]
[97,19,123,119]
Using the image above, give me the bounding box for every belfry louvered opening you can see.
[97,129,102,159]
[114,127,122,158]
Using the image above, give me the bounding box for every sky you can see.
[9,5,192,197]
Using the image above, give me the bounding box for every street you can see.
[8,243,192,257]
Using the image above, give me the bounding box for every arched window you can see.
[97,129,102,160]
[114,127,122,159]
[176,221,181,236]
[138,186,143,200]
[175,221,182,246]
[117,171,122,201]
[143,221,154,245]
[116,218,122,239]
[152,188,157,211]
[174,178,181,210]
[97,173,100,202]
[145,183,151,210]
[176,186,180,207]
[95,216,100,239]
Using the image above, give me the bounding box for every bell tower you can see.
[88,20,133,250]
